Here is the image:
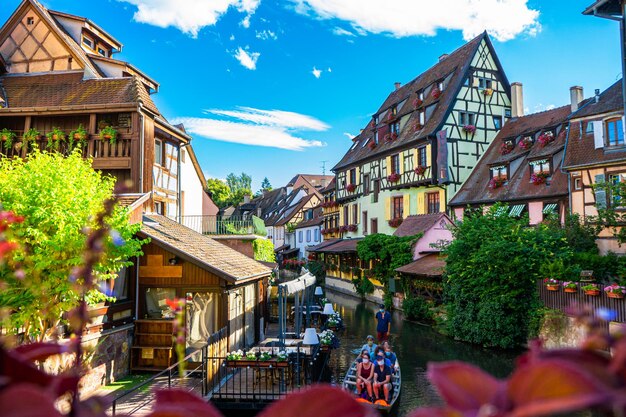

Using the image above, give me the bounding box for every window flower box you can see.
[500,141,514,155]
[391,132,398,140]
[387,173,400,183]
[518,136,533,150]
[368,141,377,150]
[530,172,549,185]
[413,98,423,108]
[538,131,555,147]
[387,112,396,122]
[414,122,424,131]
[482,88,493,96]
[388,218,403,228]
[462,124,476,134]
[604,284,626,299]
[488,176,506,190]
[347,224,357,232]
[346,183,356,192]
[431,87,441,99]
[414,165,426,176]
[339,225,348,233]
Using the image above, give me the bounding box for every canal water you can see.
[325,290,520,416]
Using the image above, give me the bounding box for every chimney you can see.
[439,54,448,62]
[570,86,584,112]
[243,194,251,204]
[595,89,601,103]
[511,82,524,118]
[394,82,401,91]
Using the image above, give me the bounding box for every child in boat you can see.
[382,341,399,370]
[355,351,374,400]
[373,353,392,404]
[360,335,377,356]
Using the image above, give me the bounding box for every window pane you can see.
[145,288,176,319]
[112,266,128,301]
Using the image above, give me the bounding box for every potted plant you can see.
[604,284,626,299]
[259,352,271,361]
[519,136,533,150]
[544,278,559,291]
[276,351,288,362]
[226,350,244,361]
[99,126,118,145]
[531,172,549,185]
[431,87,441,99]
[347,224,357,232]
[482,88,493,96]
[488,176,506,190]
[500,141,514,155]
[46,127,65,150]
[390,132,398,140]
[384,133,392,142]
[245,351,257,360]
[413,98,423,108]
[1,128,16,151]
[414,165,426,176]
[368,141,377,150]
[387,173,400,183]
[70,124,88,148]
[582,283,600,296]
[346,183,356,192]
[562,281,578,293]
[23,128,40,150]
[462,124,476,134]
[414,122,424,131]
[386,112,395,122]
[388,218,403,228]
[538,131,555,147]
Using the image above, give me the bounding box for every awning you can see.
[543,203,558,214]
[282,247,300,256]
[308,239,340,252]
[313,238,362,254]
[278,272,316,295]
[395,253,446,277]
[509,204,525,217]
[274,244,290,253]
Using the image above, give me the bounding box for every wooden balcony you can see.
[0,134,134,169]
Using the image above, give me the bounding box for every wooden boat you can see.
[341,356,401,412]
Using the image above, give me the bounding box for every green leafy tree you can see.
[226,172,252,194]
[594,179,626,244]
[230,187,252,207]
[205,178,231,209]
[252,238,276,263]
[356,233,420,299]
[0,151,146,342]
[256,177,272,197]
[442,204,574,349]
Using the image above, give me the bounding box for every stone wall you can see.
[325,276,384,304]
[538,312,586,349]
[43,325,133,397]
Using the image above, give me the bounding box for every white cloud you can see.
[332,27,355,37]
[233,46,260,70]
[256,29,278,40]
[240,15,252,28]
[312,67,322,78]
[229,34,235,41]
[118,0,260,37]
[292,0,540,41]
[172,107,329,151]
[327,67,332,73]
[343,132,355,139]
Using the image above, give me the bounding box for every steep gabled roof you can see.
[294,207,323,229]
[393,213,452,237]
[450,105,571,206]
[139,214,271,282]
[48,9,123,51]
[334,32,502,171]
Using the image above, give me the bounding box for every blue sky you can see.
[1,0,621,191]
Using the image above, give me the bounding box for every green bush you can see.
[443,204,575,349]
[252,238,275,263]
[402,296,433,322]
[306,260,326,283]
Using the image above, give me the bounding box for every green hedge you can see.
[252,238,275,263]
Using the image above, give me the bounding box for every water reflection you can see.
[326,290,520,416]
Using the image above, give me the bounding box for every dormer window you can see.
[438,80,444,91]
[490,165,508,180]
[390,121,400,135]
[418,110,425,126]
[97,47,109,57]
[418,90,424,101]
[605,117,624,146]
[530,159,551,175]
[391,106,397,116]
[82,36,94,49]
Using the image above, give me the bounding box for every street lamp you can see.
[302,328,319,345]
[323,303,335,315]
[314,286,323,296]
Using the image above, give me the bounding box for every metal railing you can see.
[170,215,263,235]
[109,327,228,416]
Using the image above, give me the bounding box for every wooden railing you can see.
[0,135,133,161]
[538,280,626,323]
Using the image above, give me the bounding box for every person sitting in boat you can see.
[360,335,377,356]
[374,346,393,368]
[373,353,393,404]
[356,351,374,400]
[382,341,399,370]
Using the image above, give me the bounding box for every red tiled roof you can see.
[320,177,336,194]
[395,254,446,277]
[393,213,451,237]
[0,72,160,114]
[333,32,500,171]
[311,238,362,253]
[308,238,340,252]
[563,80,626,169]
[450,105,572,207]
[295,207,323,229]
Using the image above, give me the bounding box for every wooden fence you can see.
[537,281,626,323]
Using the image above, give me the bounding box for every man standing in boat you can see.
[375,304,391,342]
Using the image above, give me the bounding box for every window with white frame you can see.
[490,165,508,180]
[605,117,625,146]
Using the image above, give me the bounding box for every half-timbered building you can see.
[450,86,581,224]
[332,32,511,237]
